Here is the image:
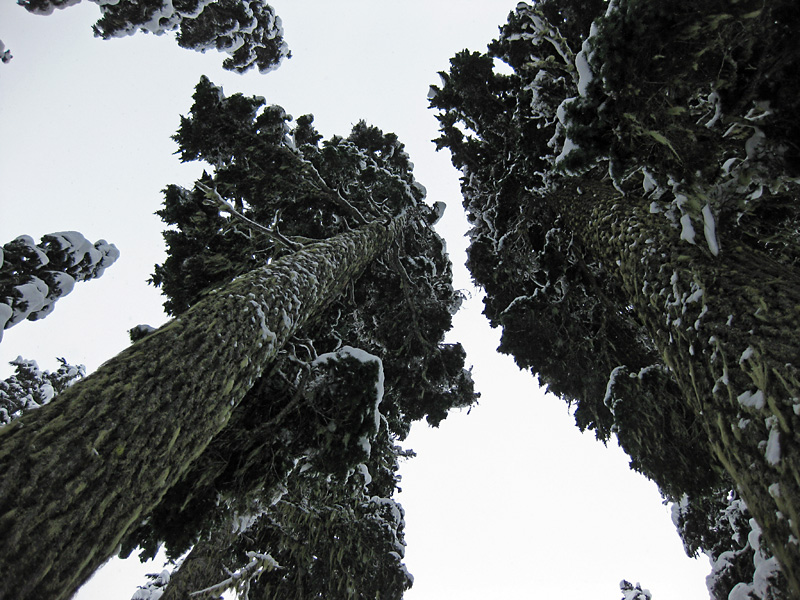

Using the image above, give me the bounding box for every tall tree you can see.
[0,231,119,340]
[0,77,473,600]
[15,0,289,73]
[119,79,472,598]
[431,0,800,596]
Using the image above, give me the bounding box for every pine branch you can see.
[189,552,280,599]
[278,149,370,225]
[389,245,432,350]
[195,182,303,251]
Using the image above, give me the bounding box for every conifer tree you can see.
[0,77,474,600]
[119,78,473,598]
[16,0,289,73]
[0,356,84,424]
[431,0,800,595]
[0,231,119,340]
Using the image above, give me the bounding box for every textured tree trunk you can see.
[559,180,800,593]
[0,215,405,600]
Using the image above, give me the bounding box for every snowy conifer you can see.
[117,78,474,598]
[0,231,119,340]
[16,0,289,73]
[0,356,84,425]
[432,0,800,595]
[0,78,474,600]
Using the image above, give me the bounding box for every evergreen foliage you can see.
[620,580,652,600]
[0,39,11,63]
[0,231,119,340]
[120,77,475,598]
[432,0,800,596]
[673,489,790,600]
[153,76,473,433]
[0,77,474,600]
[0,356,84,425]
[16,0,289,73]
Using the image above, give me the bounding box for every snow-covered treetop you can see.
[0,356,84,425]
[152,76,475,434]
[0,231,119,339]
[17,0,289,73]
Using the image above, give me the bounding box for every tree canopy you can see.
[0,76,475,600]
[15,0,289,73]
[0,231,119,340]
[432,0,800,596]
[120,77,476,598]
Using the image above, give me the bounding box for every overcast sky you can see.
[1,1,711,598]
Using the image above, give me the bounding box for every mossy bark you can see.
[558,180,800,593]
[0,216,405,600]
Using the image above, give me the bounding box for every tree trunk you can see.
[558,180,800,593]
[0,215,405,600]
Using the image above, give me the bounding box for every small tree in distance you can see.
[0,356,84,425]
[0,231,119,340]
[14,0,289,73]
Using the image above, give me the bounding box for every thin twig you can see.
[389,245,431,349]
[195,181,303,251]
[278,149,370,225]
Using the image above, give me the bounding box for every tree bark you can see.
[0,215,405,600]
[558,180,800,593]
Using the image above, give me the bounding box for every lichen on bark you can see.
[0,215,404,600]
[560,179,800,594]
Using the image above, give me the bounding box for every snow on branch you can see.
[0,232,119,339]
[0,356,85,425]
[195,181,303,251]
[189,552,280,599]
[620,580,652,600]
[0,39,12,64]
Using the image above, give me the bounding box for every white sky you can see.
[0,1,711,598]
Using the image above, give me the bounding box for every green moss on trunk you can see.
[561,179,800,593]
[0,215,404,600]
